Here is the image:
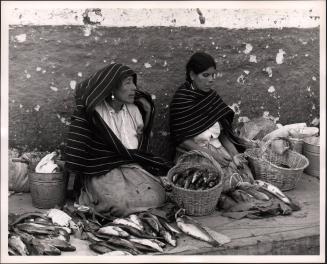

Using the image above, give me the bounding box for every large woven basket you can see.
[166,150,224,216]
[244,137,309,191]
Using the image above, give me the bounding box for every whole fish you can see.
[41,238,76,251]
[101,251,133,256]
[175,209,220,247]
[140,218,157,237]
[8,235,29,255]
[97,225,129,237]
[255,180,291,204]
[85,232,104,243]
[47,208,72,227]
[89,242,113,254]
[10,212,50,227]
[157,217,181,234]
[139,214,161,233]
[159,229,177,247]
[16,223,59,236]
[191,170,203,184]
[31,238,62,255]
[113,218,143,231]
[129,236,164,253]
[238,185,270,201]
[130,242,159,253]
[118,224,161,239]
[105,237,141,255]
[183,177,192,189]
[128,214,144,231]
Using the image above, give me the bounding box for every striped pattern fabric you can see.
[65,63,171,177]
[169,82,235,145]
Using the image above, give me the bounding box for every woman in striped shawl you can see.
[169,52,255,193]
[65,63,171,217]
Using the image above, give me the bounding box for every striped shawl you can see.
[169,82,243,148]
[65,63,171,177]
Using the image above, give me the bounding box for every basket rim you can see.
[244,148,310,171]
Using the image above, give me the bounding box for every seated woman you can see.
[65,63,171,217]
[169,52,255,192]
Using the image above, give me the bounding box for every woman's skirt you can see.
[78,164,166,217]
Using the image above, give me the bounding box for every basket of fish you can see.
[167,150,224,216]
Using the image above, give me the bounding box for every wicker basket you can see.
[244,137,309,191]
[166,150,224,216]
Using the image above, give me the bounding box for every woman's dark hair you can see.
[186,52,216,82]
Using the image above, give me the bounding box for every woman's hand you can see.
[232,154,247,169]
[212,147,232,167]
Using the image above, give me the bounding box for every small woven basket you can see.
[166,150,224,216]
[244,137,309,191]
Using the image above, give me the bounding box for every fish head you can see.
[174,208,186,219]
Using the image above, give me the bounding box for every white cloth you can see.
[193,121,222,148]
[95,101,144,149]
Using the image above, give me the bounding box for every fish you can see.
[8,235,29,255]
[85,232,104,243]
[31,238,62,255]
[47,208,72,227]
[128,236,164,252]
[130,242,159,253]
[105,237,141,255]
[161,230,177,247]
[128,214,144,231]
[89,242,113,254]
[8,246,17,255]
[97,225,129,237]
[10,212,50,227]
[183,177,192,189]
[41,238,76,251]
[117,224,161,239]
[16,223,59,236]
[140,218,158,237]
[191,170,203,184]
[240,187,270,201]
[255,180,291,204]
[172,173,180,183]
[101,251,133,256]
[113,218,143,231]
[175,209,221,247]
[139,213,161,233]
[157,218,181,234]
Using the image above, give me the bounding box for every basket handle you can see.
[260,136,291,155]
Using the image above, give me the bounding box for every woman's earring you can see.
[111,93,115,100]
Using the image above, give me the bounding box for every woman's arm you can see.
[179,139,232,167]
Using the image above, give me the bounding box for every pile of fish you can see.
[9,206,224,256]
[171,168,220,190]
[8,209,78,255]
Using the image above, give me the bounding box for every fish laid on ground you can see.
[113,218,142,231]
[128,214,144,231]
[97,225,129,237]
[129,236,164,253]
[159,229,177,247]
[16,223,59,236]
[105,237,141,255]
[31,238,62,255]
[117,224,161,239]
[47,208,72,227]
[255,180,291,204]
[41,238,76,251]
[85,232,104,243]
[237,184,270,201]
[140,218,157,237]
[101,250,133,256]
[10,212,50,227]
[89,242,113,254]
[175,209,221,247]
[8,235,29,255]
[157,216,181,234]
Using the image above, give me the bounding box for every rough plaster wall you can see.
[7,8,320,160]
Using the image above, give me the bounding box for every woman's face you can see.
[114,76,136,104]
[191,67,216,92]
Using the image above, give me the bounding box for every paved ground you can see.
[8,173,320,256]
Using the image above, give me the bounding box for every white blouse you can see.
[193,121,222,149]
[95,101,144,149]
